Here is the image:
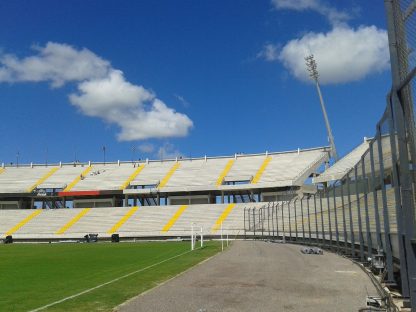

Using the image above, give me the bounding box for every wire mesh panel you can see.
[335,179,349,251]
[299,197,306,240]
[360,155,374,259]
[281,201,288,240]
[353,164,365,261]
[380,117,399,248]
[398,0,416,87]
[377,121,396,283]
[307,195,315,240]
[311,194,320,242]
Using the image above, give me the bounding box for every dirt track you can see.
[116,240,378,312]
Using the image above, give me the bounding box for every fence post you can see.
[221,222,224,251]
[294,198,298,241]
[332,186,340,252]
[391,89,416,305]
[191,224,194,251]
[347,174,356,257]
[271,202,275,238]
[313,194,319,243]
[376,126,395,284]
[253,208,256,237]
[244,207,247,239]
[369,142,384,253]
[288,200,292,241]
[201,226,204,248]
[267,203,271,238]
[281,201,285,241]
[275,202,279,239]
[306,196,311,242]
[340,181,349,252]
[387,95,410,297]
[361,158,373,260]
[326,189,333,249]
[300,197,305,241]
[354,166,365,262]
[319,195,325,246]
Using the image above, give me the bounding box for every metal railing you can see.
[244,1,416,309]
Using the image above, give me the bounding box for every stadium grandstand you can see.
[1,1,416,311]
[0,147,329,239]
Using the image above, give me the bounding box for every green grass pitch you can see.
[0,241,221,311]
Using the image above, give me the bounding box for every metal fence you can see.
[245,1,416,309]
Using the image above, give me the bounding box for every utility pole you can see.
[305,54,338,161]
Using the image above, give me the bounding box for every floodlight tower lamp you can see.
[305,54,338,161]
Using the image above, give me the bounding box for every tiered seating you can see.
[261,149,327,185]
[0,148,329,195]
[315,136,392,184]
[0,209,35,236]
[168,204,229,235]
[13,209,82,239]
[162,158,229,191]
[66,207,131,236]
[0,203,255,239]
[0,166,57,193]
[121,205,181,236]
[225,155,264,182]
[0,186,398,242]
[70,163,141,191]
[313,139,370,183]
[223,202,264,235]
[130,161,173,188]
[37,165,86,190]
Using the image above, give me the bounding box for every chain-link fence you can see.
[244,1,416,309]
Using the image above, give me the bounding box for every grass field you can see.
[0,241,221,312]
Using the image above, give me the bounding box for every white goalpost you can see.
[191,223,204,251]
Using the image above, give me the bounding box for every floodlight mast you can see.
[305,54,338,161]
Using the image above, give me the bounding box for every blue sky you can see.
[0,1,390,164]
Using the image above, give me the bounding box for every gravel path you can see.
[116,241,378,312]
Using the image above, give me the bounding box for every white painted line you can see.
[115,246,222,310]
[29,247,199,312]
[335,270,357,274]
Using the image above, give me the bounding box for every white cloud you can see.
[0,42,110,87]
[113,99,193,141]
[0,42,193,140]
[278,26,389,84]
[69,70,153,116]
[174,94,190,108]
[271,0,351,26]
[138,143,154,153]
[157,142,182,160]
[257,43,280,61]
